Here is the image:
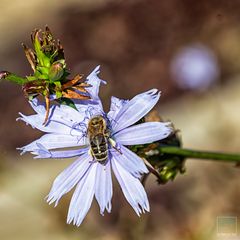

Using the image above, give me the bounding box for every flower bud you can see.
[49,62,64,81]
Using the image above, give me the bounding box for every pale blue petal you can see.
[67,163,97,226]
[18,133,88,153]
[114,122,172,145]
[18,113,85,136]
[110,146,148,178]
[86,65,106,101]
[95,160,112,215]
[73,66,106,115]
[107,96,129,122]
[29,98,46,115]
[29,99,86,125]
[18,101,89,136]
[32,143,88,159]
[112,89,160,133]
[49,104,87,126]
[112,156,150,216]
[83,66,106,114]
[46,153,92,206]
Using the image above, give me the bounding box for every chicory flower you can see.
[18,67,172,226]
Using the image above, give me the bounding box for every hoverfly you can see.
[87,115,110,164]
[87,115,122,164]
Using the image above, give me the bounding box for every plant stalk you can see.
[159,146,240,163]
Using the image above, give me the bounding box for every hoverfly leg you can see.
[88,149,97,163]
[109,138,122,154]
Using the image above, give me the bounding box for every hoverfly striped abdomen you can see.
[87,115,110,164]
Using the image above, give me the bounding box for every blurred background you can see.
[0,0,240,239]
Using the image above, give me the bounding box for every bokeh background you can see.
[0,0,240,239]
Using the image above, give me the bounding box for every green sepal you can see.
[54,81,62,89]
[42,89,48,96]
[36,66,49,75]
[34,35,50,68]
[26,76,38,81]
[57,97,77,110]
[55,90,62,99]
[28,95,35,100]
[49,50,58,62]
[42,55,51,68]
[54,81,61,89]
[33,36,45,66]
[38,74,49,80]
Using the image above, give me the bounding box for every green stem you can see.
[0,71,28,85]
[159,146,240,162]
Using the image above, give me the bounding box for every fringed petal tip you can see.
[16,147,26,156]
[45,194,60,207]
[30,143,51,159]
[146,88,158,95]
[66,217,81,227]
[17,144,50,158]
[100,201,112,216]
[145,89,161,101]
[112,88,161,133]
[141,88,161,99]
[16,113,35,128]
[87,65,106,84]
[112,157,150,217]
[88,65,101,76]
[135,204,150,217]
[163,121,174,135]
[95,161,113,216]
[66,164,97,227]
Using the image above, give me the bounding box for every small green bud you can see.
[49,62,64,82]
